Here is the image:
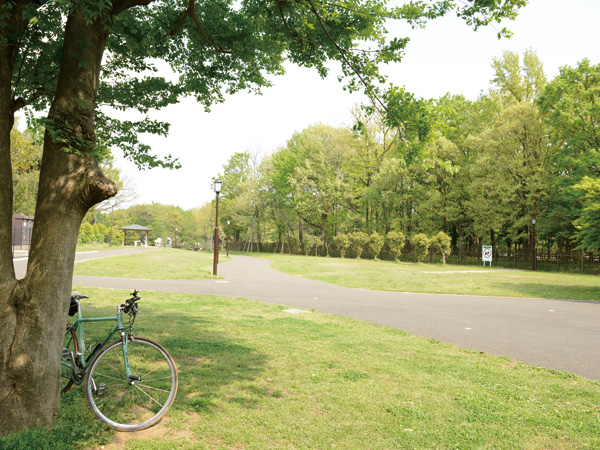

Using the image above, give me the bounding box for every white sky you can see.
[113,0,600,210]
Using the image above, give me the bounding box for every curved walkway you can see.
[17,250,600,380]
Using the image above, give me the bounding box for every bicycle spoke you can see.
[134,384,164,407]
[100,359,126,376]
[135,383,172,394]
[91,372,126,384]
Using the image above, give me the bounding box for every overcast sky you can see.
[112,0,600,210]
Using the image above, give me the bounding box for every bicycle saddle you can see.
[71,292,89,300]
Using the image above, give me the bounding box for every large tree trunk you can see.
[0,11,116,433]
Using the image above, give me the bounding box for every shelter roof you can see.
[118,224,153,231]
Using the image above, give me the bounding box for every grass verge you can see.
[249,253,600,301]
[73,249,227,279]
[76,243,114,252]
[2,288,598,449]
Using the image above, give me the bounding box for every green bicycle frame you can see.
[63,300,133,380]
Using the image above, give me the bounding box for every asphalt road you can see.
[13,249,600,380]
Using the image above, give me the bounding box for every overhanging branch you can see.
[303,0,389,115]
[163,0,232,54]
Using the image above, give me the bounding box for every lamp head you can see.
[213,180,223,194]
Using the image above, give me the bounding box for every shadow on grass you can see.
[0,302,268,450]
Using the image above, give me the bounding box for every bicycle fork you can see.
[89,331,139,396]
[122,331,141,385]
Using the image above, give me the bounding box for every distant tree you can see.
[333,234,350,258]
[369,232,384,259]
[411,233,430,263]
[467,50,550,258]
[430,231,452,264]
[386,231,406,261]
[11,123,42,215]
[573,178,600,251]
[303,234,321,256]
[349,231,369,259]
[538,59,600,249]
[77,222,94,244]
[112,229,125,246]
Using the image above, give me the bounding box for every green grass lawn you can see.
[2,288,599,450]
[250,253,600,301]
[75,243,113,252]
[73,249,228,279]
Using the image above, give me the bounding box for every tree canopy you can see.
[207,53,600,264]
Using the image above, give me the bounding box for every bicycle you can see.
[61,290,178,431]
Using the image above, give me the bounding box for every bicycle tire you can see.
[61,323,79,393]
[84,337,178,431]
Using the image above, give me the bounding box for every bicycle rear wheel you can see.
[84,337,178,431]
[61,324,79,393]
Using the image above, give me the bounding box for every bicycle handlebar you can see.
[122,290,141,315]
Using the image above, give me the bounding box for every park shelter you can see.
[12,213,34,250]
[118,224,152,246]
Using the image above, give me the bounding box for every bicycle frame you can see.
[63,300,134,381]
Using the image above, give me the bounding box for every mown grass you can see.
[2,288,599,449]
[250,253,600,301]
[76,243,114,252]
[73,249,228,279]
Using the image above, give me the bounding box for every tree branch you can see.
[161,0,231,54]
[187,0,232,54]
[276,0,303,45]
[304,0,388,114]
[111,0,155,16]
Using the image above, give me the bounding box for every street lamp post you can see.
[109,199,116,247]
[532,218,537,271]
[213,180,222,276]
[175,227,178,249]
[227,220,230,257]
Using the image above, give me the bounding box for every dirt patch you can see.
[96,413,202,449]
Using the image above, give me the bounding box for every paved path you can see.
[14,250,600,380]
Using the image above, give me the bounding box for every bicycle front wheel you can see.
[84,337,178,431]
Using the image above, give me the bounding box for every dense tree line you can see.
[212,52,600,268]
[19,50,597,264]
[91,202,202,249]
[83,52,599,269]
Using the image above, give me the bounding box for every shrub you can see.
[110,229,124,246]
[96,223,108,242]
[349,231,369,258]
[78,222,94,244]
[411,233,430,263]
[333,233,350,258]
[369,232,384,259]
[386,231,406,261]
[430,231,452,264]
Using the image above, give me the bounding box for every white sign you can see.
[482,245,493,264]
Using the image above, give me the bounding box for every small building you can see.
[12,213,34,250]
[118,224,153,247]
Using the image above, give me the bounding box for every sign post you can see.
[482,245,492,267]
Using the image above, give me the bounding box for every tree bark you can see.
[0,11,117,433]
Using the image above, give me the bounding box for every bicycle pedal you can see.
[97,383,106,396]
